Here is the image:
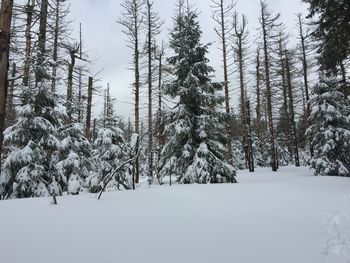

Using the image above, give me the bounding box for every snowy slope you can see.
[0,166,349,263]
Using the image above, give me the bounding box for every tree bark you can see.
[285,53,300,167]
[0,0,14,165]
[51,0,60,94]
[261,3,277,171]
[85,77,93,140]
[22,0,34,87]
[36,0,48,86]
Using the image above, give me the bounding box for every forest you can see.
[0,0,349,200]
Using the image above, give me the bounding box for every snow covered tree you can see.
[159,4,236,184]
[307,78,350,177]
[0,87,64,199]
[55,123,92,195]
[87,88,132,192]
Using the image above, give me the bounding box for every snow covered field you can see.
[0,166,349,263]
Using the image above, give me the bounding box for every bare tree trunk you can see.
[285,52,300,167]
[23,0,34,87]
[51,0,60,94]
[246,99,254,172]
[297,13,313,158]
[260,3,277,171]
[146,0,154,180]
[255,49,263,157]
[36,0,48,86]
[78,23,83,123]
[0,0,14,165]
[85,77,93,140]
[5,62,15,128]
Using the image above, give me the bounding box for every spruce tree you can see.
[307,78,350,176]
[0,88,64,199]
[159,4,236,184]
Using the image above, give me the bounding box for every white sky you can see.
[67,0,309,120]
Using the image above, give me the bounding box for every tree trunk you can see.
[246,100,254,172]
[261,6,277,171]
[5,62,15,128]
[298,14,313,158]
[85,77,93,140]
[0,0,14,165]
[36,0,48,86]
[285,53,300,167]
[23,0,34,87]
[255,49,263,158]
[67,51,76,124]
[51,0,60,94]
[146,0,154,180]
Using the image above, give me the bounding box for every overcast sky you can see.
[67,0,309,120]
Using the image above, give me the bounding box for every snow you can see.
[0,166,349,263]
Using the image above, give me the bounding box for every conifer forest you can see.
[0,0,349,262]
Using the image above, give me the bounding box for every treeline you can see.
[0,0,349,199]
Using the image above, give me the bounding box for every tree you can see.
[0,0,14,170]
[307,78,350,176]
[233,11,253,171]
[143,0,163,182]
[258,0,284,171]
[160,4,236,184]
[119,0,144,184]
[211,0,235,165]
[302,0,350,76]
[0,88,64,199]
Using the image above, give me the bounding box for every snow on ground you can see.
[0,166,349,263]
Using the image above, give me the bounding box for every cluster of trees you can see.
[0,0,348,199]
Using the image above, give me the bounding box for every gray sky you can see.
[67,0,309,120]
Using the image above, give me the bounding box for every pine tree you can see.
[0,88,64,199]
[307,78,350,176]
[159,4,236,184]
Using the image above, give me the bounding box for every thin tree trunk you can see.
[78,23,83,123]
[285,53,300,167]
[261,7,277,171]
[298,14,313,158]
[23,0,34,87]
[146,0,153,180]
[5,62,15,128]
[0,0,14,165]
[51,0,60,94]
[246,99,254,172]
[36,0,48,86]
[85,77,93,140]
[255,49,263,158]
[67,51,75,124]
[134,6,141,185]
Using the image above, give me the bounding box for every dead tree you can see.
[255,48,264,163]
[284,50,300,167]
[296,13,314,157]
[63,42,80,124]
[233,12,250,169]
[22,0,35,87]
[258,0,283,171]
[245,99,254,172]
[144,0,163,181]
[211,0,235,165]
[119,0,144,184]
[5,62,16,128]
[36,0,48,86]
[0,0,14,164]
[85,76,93,140]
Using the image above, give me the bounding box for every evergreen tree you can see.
[55,123,92,195]
[159,4,236,184]
[0,87,64,199]
[307,78,350,176]
[87,88,132,192]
